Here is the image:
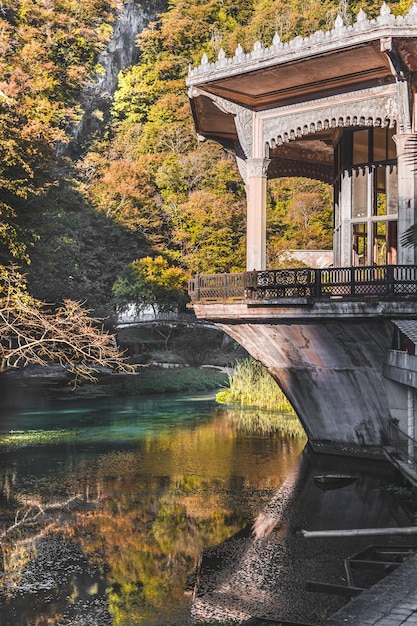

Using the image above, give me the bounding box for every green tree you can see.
[266,178,333,265]
[112,256,189,315]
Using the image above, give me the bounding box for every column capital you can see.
[393,132,417,157]
[247,157,271,178]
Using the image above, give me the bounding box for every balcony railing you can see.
[188,265,417,303]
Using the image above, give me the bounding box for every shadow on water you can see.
[192,448,416,625]
[0,378,414,626]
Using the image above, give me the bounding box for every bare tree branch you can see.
[0,265,134,381]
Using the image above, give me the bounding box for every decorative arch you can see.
[268,114,396,148]
[266,156,333,184]
[261,84,398,150]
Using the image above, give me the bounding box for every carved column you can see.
[394,133,417,265]
[246,158,270,271]
[338,169,353,267]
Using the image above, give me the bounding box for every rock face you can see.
[63,0,167,154]
[95,0,167,102]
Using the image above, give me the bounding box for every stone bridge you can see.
[189,267,417,459]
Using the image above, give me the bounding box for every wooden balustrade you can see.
[188,265,417,302]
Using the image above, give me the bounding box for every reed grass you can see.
[216,359,306,439]
[216,359,293,412]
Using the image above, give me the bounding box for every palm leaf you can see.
[400,223,417,248]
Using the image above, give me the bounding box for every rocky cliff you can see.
[65,0,167,155]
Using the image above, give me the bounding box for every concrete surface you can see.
[326,553,417,625]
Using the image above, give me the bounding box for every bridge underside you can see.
[219,319,391,456]
[193,299,417,457]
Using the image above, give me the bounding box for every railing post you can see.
[244,271,256,298]
[350,267,355,296]
[195,273,200,301]
[314,268,321,299]
[223,273,228,299]
[386,265,394,296]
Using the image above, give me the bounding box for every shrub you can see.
[216,359,293,412]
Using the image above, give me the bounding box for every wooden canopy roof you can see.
[187,3,417,181]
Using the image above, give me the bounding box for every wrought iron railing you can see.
[386,420,417,466]
[188,265,417,302]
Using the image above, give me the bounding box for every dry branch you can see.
[0,265,133,381]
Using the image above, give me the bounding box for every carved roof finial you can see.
[378,2,394,25]
[272,33,281,47]
[356,8,367,23]
[235,43,244,57]
[380,2,391,17]
[406,2,417,20]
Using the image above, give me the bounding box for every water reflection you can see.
[192,450,416,624]
[0,389,414,626]
[0,391,305,626]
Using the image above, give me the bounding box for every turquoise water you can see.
[0,388,305,625]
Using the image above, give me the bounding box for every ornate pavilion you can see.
[187,2,417,271]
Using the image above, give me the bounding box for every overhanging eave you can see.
[192,42,394,111]
[189,92,238,141]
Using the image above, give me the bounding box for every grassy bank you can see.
[1,365,229,399]
[216,359,294,412]
[216,359,306,439]
[110,366,228,395]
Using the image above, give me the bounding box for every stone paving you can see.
[326,553,417,625]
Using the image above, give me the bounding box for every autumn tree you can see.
[0,0,149,317]
[0,0,123,259]
[112,255,189,316]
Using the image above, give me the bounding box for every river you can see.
[0,383,415,626]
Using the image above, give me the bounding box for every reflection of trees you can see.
[0,495,84,596]
[0,412,303,624]
[76,476,245,625]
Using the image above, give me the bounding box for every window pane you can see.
[352,222,368,266]
[334,181,340,226]
[388,220,397,265]
[373,128,386,162]
[374,166,387,216]
[387,127,396,160]
[352,168,368,217]
[387,165,398,215]
[353,130,369,164]
[373,221,387,265]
